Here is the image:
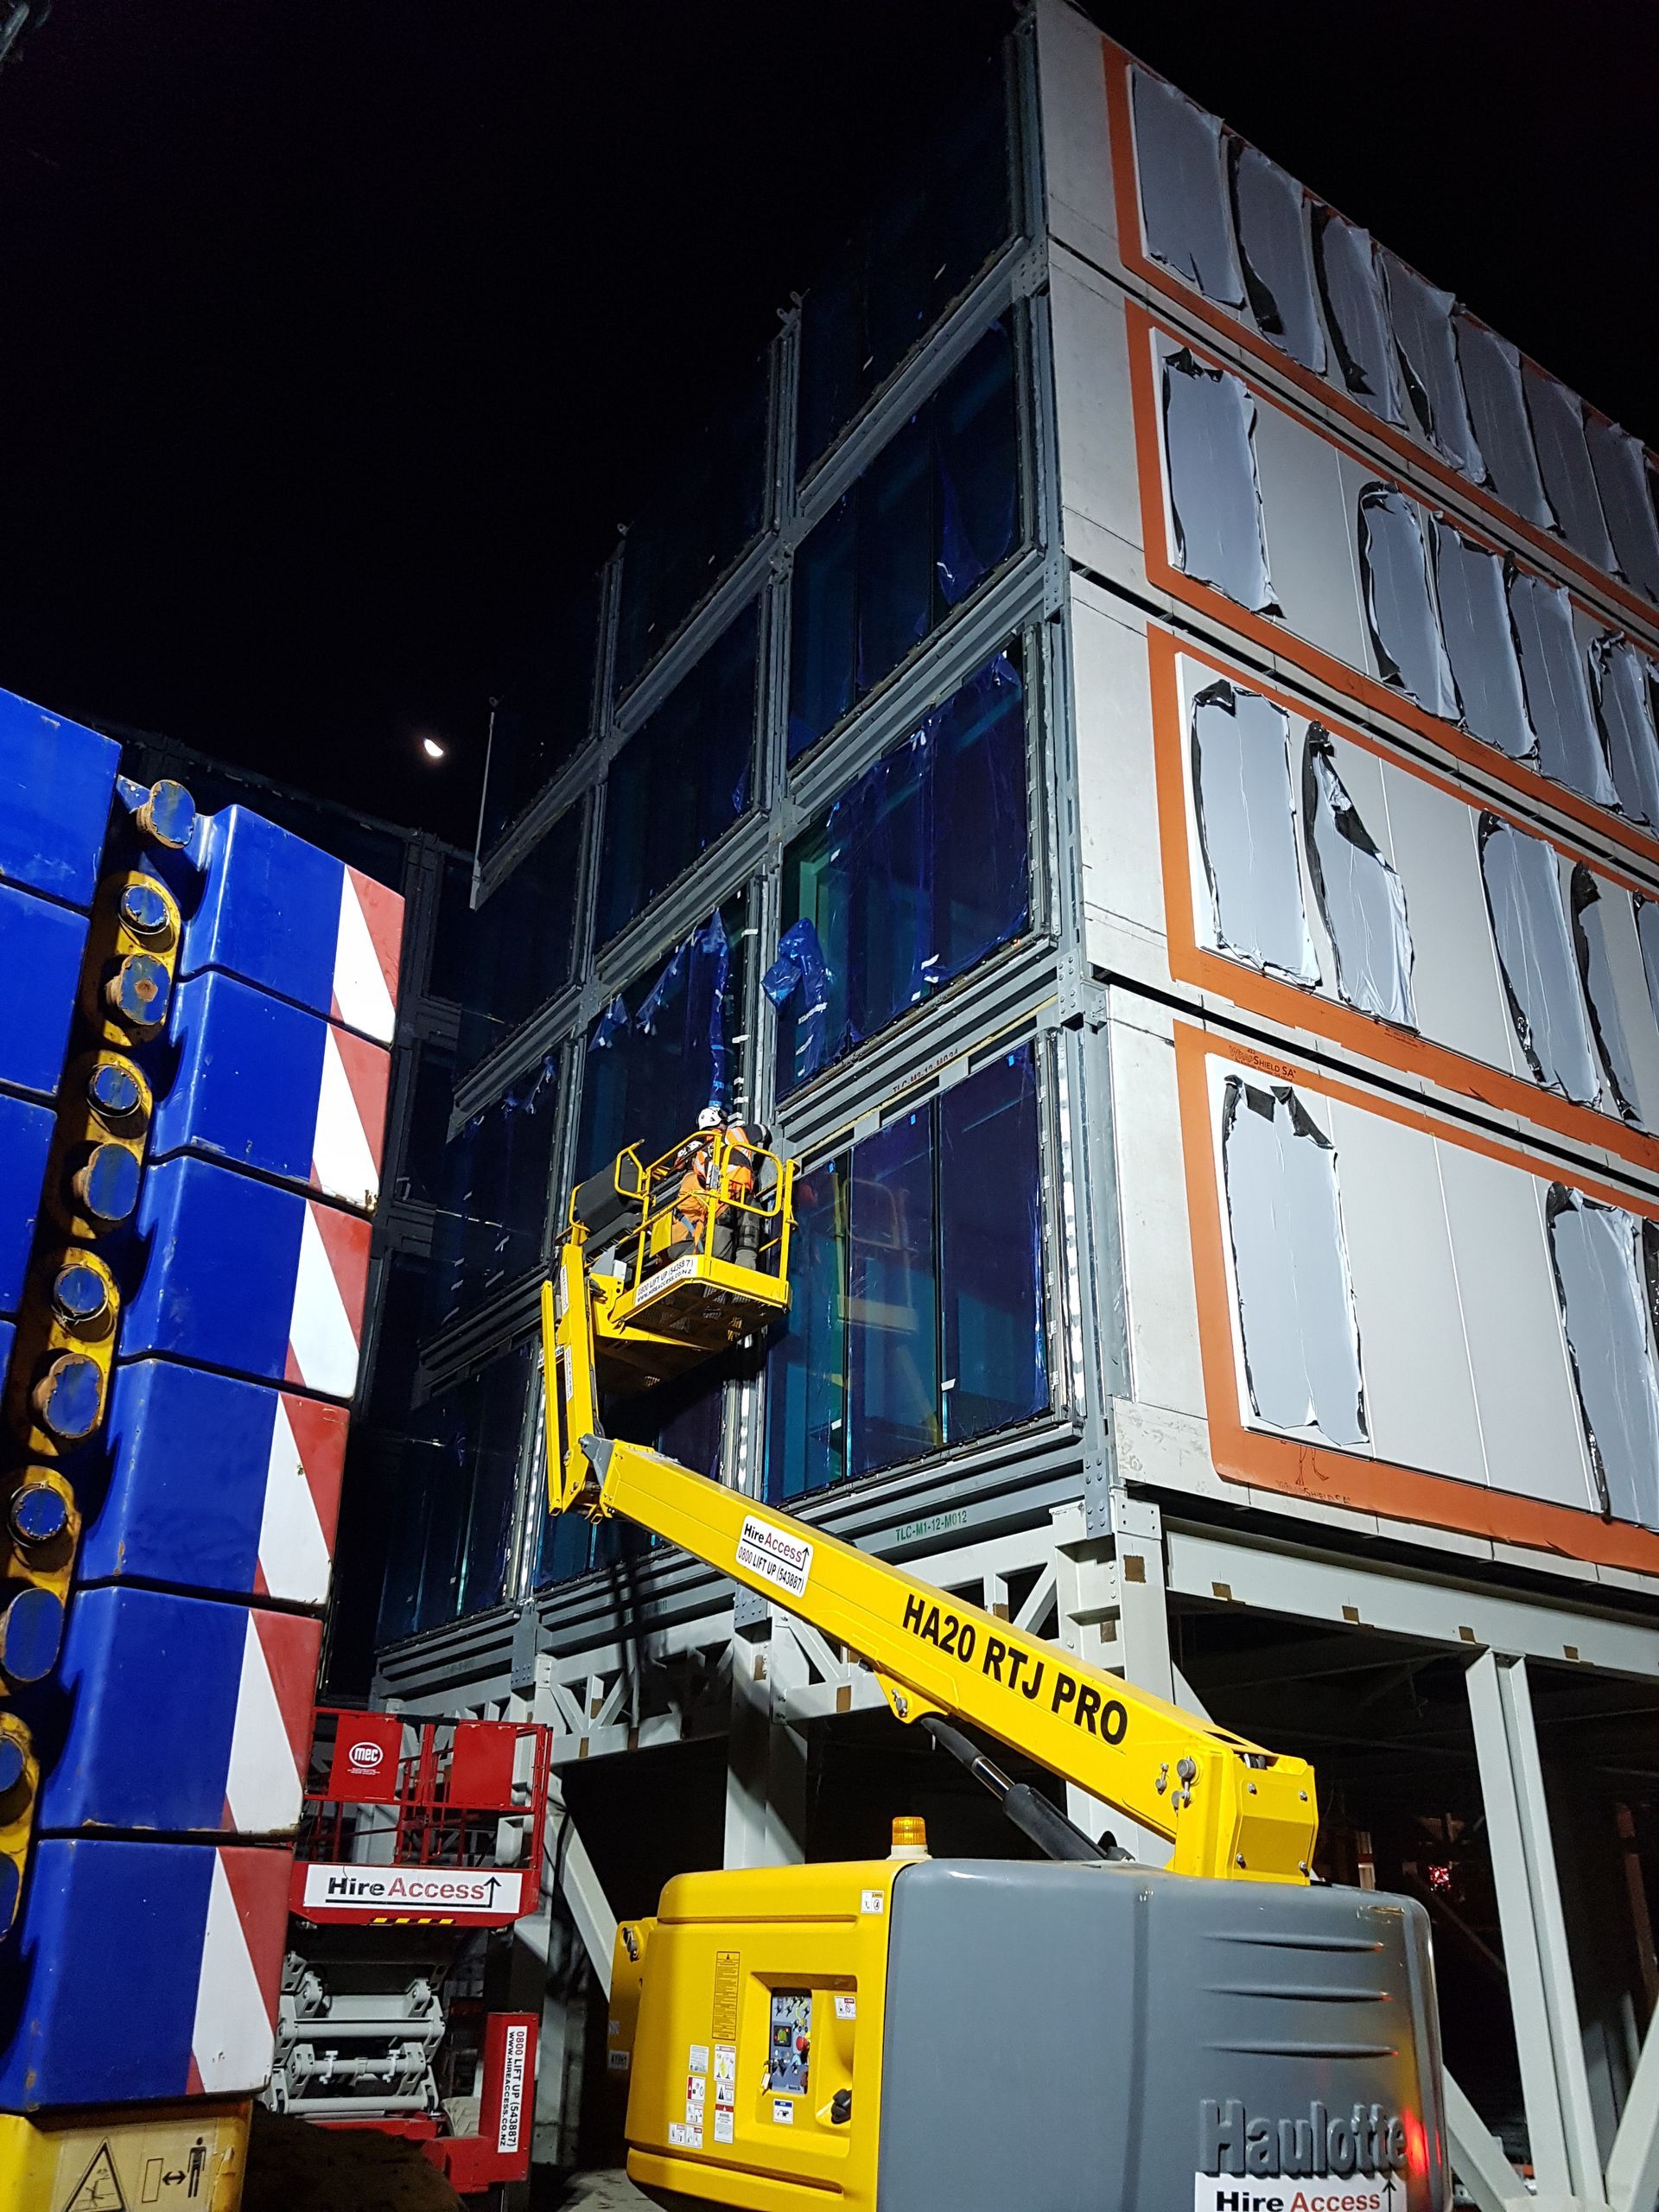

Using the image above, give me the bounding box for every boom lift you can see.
[544,1130,1449,2212]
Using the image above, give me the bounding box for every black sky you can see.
[2,1,1654,841]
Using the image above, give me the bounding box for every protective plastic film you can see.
[1312,210,1400,423]
[1378,252,1483,477]
[1591,634,1659,827]
[1586,419,1659,606]
[1454,319,1554,528]
[1357,486,1459,716]
[1546,1187,1659,1529]
[1160,349,1277,612]
[1570,868,1641,1124]
[1524,367,1616,572]
[1219,1075,1367,1445]
[1190,679,1318,983]
[1302,729,1415,1025]
[1228,142,1325,373]
[1506,572,1616,807]
[1433,523,1535,760]
[1478,814,1601,1107]
[1130,69,1245,308]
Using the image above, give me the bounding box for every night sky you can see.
[3,1,1654,842]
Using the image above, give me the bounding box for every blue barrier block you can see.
[0,690,120,909]
[0,1093,54,1318]
[0,882,87,1103]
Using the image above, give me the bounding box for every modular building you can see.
[368,7,1659,2197]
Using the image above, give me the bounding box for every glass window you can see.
[1478,816,1601,1108]
[1313,210,1401,423]
[576,906,747,1181]
[614,361,767,693]
[1587,420,1659,606]
[1160,347,1275,612]
[1522,367,1615,573]
[457,800,584,1077]
[1130,69,1244,308]
[1591,634,1659,828]
[378,1342,534,1639]
[1228,142,1325,375]
[1356,486,1459,717]
[1302,730,1415,1027]
[1219,1075,1367,1446]
[595,607,757,950]
[398,1039,458,1207]
[1433,523,1534,761]
[771,648,1027,1096]
[1506,572,1615,808]
[480,582,601,853]
[1570,868,1641,1125]
[796,54,1010,470]
[848,1109,939,1479]
[426,1055,560,1332]
[1377,253,1483,478]
[938,1049,1047,1445]
[1454,320,1553,531]
[1189,678,1316,983]
[764,1045,1046,1503]
[766,1157,851,1506]
[427,855,477,1006]
[788,323,1019,761]
[1546,1189,1659,1529]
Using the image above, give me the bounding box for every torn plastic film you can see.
[1160,348,1278,613]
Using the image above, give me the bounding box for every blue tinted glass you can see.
[615,361,768,691]
[427,1058,559,1331]
[482,582,601,852]
[773,647,1027,1099]
[848,1110,939,1478]
[787,498,856,761]
[537,1504,594,1589]
[766,1157,849,1503]
[457,801,584,1077]
[611,1363,724,1479]
[939,1048,1046,1443]
[576,906,746,1181]
[856,413,933,695]
[375,1443,431,1645]
[427,855,475,1004]
[596,608,757,948]
[936,324,1018,605]
[787,326,1020,759]
[457,1342,535,1617]
[796,57,1011,472]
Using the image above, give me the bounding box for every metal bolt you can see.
[1154,1763,1168,1795]
[1298,1863,1309,1876]
[893,1693,909,1719]
[1236,1855,1247,1868]
[1300,1790,1308,1802]
[1247,1782,1257,1795]
[1177,1757,1197,1783]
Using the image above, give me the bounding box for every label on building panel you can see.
[835,1995,857,2020]
[607,2050,631,2072]
[632,1252,701,1309]
[496,2023,530,2154]
[772,2098,795,2126]
[734,1514,814,1599]
[299,1862,531,1916]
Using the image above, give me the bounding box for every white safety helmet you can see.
[697,1105,723,1131]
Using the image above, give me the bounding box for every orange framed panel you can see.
[1173,1017,1659,1574]
[1146,620,1659,1179]
[1122,296,1659,867]
[1098,35,1659,640]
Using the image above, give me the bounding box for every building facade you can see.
[370,8,1659,2197]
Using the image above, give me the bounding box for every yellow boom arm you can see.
[540,1240,1318,1884]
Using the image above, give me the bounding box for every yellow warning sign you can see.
[61,2145,124,2212]
[0,2101,246,2212]
[712,1948,741,2044]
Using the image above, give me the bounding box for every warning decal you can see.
[61,2145,124,2212]
[713,1950,741,2043]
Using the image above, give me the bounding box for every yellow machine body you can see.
[0,2097,248,2211]
[619,1859,900,2212]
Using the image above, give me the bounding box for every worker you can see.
[721,1117,772,1267]
[666,1107,725,1259]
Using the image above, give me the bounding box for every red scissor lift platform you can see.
[279,1707,554,2196]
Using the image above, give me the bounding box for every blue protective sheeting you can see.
[153,969,329,1188]
[0,880,88,1103]
[0,690,119,909]
[0,1092,55,1318]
